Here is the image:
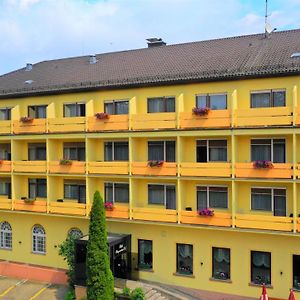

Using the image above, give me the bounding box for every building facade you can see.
[0,30,300,299]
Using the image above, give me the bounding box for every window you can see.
[293,255,300,289]
[147,97,175,113]
[197,140,227,162]
[104,100,129,115]
[28,143,46,161]
[68,228,83,239]
[148,184,176,209]
[64,181,86,203]
[0,179,11,198]
[251,139,285,163]
[64,103,85,117]
[32,225,46,254]
[138,239,153,270]
[0,144,11,160]
[251,251,271,285]
[212,247,230,280]
[196,93,227,110]
[176,244,193,275]
[29,179,47,198]
[63,143,85,161]
[0,108,11,120]
[148,141,175,162]
[105,182,129,203]
[197,186,228,209]
[251,188,286,216]
[104,141,128,161]
[251,90,285,108]
[0,222,12,249]
[28,105,47,119]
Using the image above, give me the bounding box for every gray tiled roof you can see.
[1,29,300,98]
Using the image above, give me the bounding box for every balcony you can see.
[49,161,86,174]
[235,163,293,179]
[14,199,47,213]
[131,113,176,130]
[180,110,230,129]
[180,162,231,177]
[234,107,292,127]
[88,162,129,175]
[87,115,129,132]
[105,205,129,219]
[235,214,293,232]
[132,207,177,223]
[49,201,86,216]
[294,164,300,179]
[13,119,47,134]
[0,161,11,172]
[131,162,177,176]
[0,197,12,210]
[48,117,86,133]
[0,120,11,135]
[180,211,232,227]
[13,161,47,173]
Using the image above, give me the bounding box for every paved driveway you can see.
[0,276,68,300]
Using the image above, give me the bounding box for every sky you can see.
[0,0,300,75]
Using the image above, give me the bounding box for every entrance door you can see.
[113,252,128,279]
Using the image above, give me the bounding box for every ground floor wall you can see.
[0,211,300,299]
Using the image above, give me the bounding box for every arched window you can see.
[0,222,12,249]
[68,228,83,239]
[32,225,46,254]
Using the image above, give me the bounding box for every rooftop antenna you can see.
[265,0,276,37]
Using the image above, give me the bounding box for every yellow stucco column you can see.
[176,93,184,129]
[293,181,297,233]
[129,96,136,130]
[231,89,237,127]
[293,85,298,126]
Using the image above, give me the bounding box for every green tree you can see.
[86,191,114,300]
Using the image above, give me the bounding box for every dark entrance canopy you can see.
[74,233,131,286]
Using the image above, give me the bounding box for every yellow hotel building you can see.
[0,30,300,299]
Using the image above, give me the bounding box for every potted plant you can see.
[24,198,36,204]
[192,107,210,116]
[95,112,110,120]
[104,202,114,211]
[20,116,34,123]
[147,160,164,167]
[59,159,72,166]
[197,208,214,216]
[253,160,273,169]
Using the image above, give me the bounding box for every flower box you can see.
[95,112,110,120]
[59,159,72,166]
[147,160,164,167]
[20,116,34,123]
[253,160,273,169]
[192,107,210,116]
[104,202,114,210]
[24,198,36,204]
[197,208,214,216]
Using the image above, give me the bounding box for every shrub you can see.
[131,288,145,300]
[64,289,75,300]
[122,287,131,296]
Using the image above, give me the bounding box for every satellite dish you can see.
[265,22,273,34]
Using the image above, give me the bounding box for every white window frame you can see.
[68,228,83,238]
[148,183,176,206]
[32,225,46,254]
[104,140,129,161]
[196,185,228,209]
[104,99,129,114]
[250,89,286,108]
[196,139,228,162]
[104,181,129,203]
[63,102,86,117]
[250,187,287,212]
[195,93,228,109]
[0,221,12,250]
[148,140,176,161]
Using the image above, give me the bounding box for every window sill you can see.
[209,277,232,284]
[248,282,273,289]
[173,272,195,278]
[0,247,12,251]
[135,268,154,273]
[31,251,46,256]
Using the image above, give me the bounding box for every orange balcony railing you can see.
[49,161,86,174]
[0,120,11,135]
[180,211,232,227]
[235,163,293,179]
[235,214,293,232]
[296,218,300,232]
[180,162,231,177]
[132,207,177,223]
[234,107,292,127]
[0,198,12,210]
[87,115,129,132]
[131,113,176,130]
[131,162,177,176]
[294,164,300,179]
[88,161,129,175]
[14,199,47,213]
[49,201,86,216]
[105,205,129,219]
[0,161,11,172]
[180,110,230,129]
[13,119,47,134]
[48,117,86,133]
[13,161,47,173]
